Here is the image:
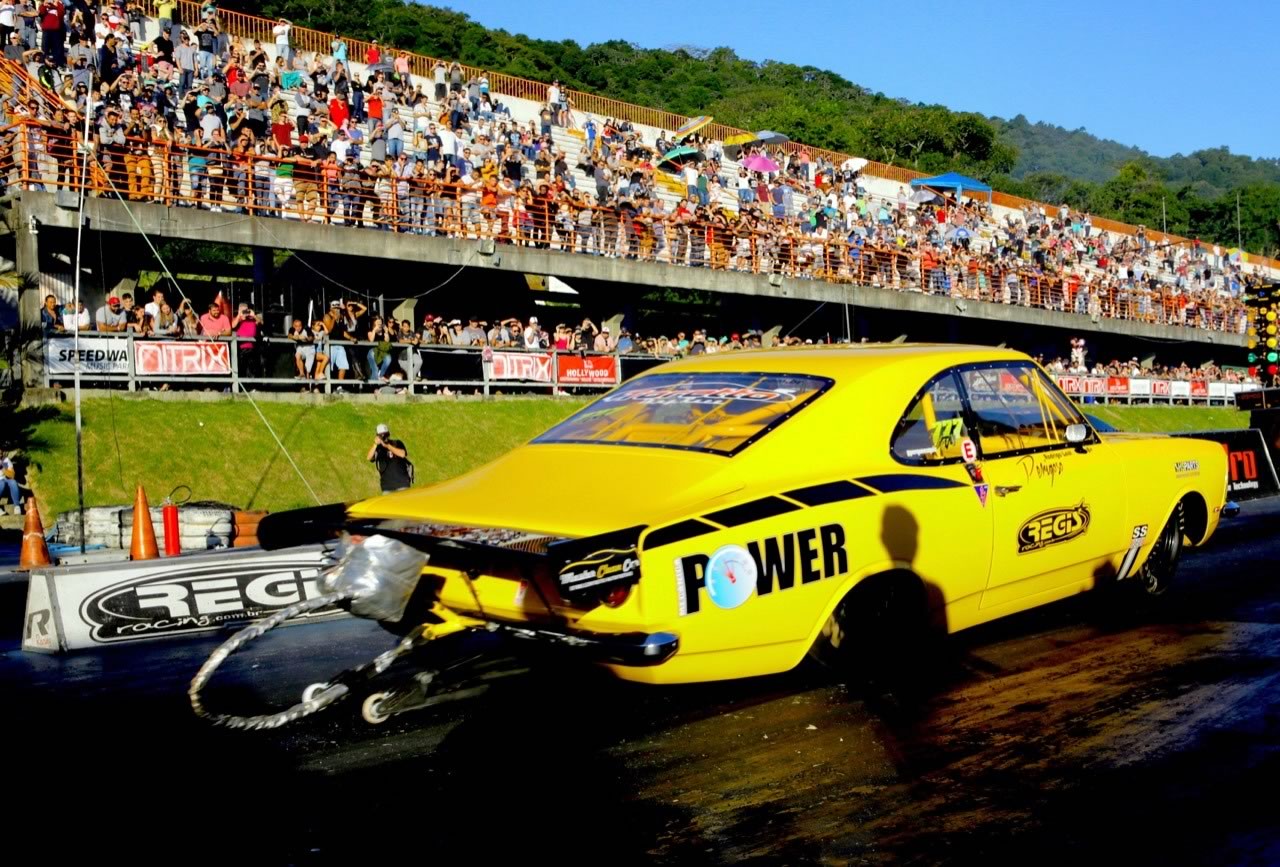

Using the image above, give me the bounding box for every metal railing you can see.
[40,332,663,395]
[0,117,1250,337]
[40,332,1253,406]
[136,0,1280,274]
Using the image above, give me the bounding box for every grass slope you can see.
[24,397,587,518]
[21,398,1245,519]
[1086,405,1245,434]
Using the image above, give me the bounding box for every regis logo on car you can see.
[1017,503,1091,554]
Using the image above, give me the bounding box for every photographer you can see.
[232,303,261,379]
[367,423,412,493]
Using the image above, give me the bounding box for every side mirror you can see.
[1065,423,1089,445]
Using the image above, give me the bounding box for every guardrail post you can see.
[229,335,239,394]
[126,333,136,392]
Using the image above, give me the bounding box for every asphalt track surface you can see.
[4,499,1280,866]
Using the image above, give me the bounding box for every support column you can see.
[14,200,44,387]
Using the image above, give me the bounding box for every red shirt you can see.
[272,122,294,148]
[366,46,380,65]
[40,1,64,30]
[329,98,348,128]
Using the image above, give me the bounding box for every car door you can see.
[887,369,994,616]
[956,363,1128,610]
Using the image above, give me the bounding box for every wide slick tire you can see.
[1138,501,1184,597]
[808,572,929,691]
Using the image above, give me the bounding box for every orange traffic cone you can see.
[18,496,51,571]
[130,484,159,561]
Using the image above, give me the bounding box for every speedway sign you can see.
[22,544,343,653]
[45,336,129,374]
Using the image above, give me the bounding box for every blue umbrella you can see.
[755,130,789,144]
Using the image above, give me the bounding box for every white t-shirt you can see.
[63,309,90,331]
[273,23,290,48]
[523,326,540,350]
[0,5,17,28]
[144,301,161,322]
[437,127,457,158]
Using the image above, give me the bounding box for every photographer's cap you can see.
[375,423,390,435]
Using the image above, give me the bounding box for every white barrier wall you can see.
[22,544,343,653]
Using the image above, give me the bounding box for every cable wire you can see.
[86,155,322,504]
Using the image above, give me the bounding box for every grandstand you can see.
[3,0,1271,378]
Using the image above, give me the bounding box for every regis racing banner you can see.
[135,340,231,376]
[1171,429,1280,501]
[22,544,343,653]
[557,353,620,385]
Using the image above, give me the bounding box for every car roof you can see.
[653,343,1032,378]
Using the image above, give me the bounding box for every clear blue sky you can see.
[441,0,1280,160]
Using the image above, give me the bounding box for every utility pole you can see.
[1162,197,1167,234]
[1237,191,1243,249]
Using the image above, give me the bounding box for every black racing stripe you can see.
[703,496,800,527]
[856,474,967,493]
[643,519,717,550]
[784,480,875,507]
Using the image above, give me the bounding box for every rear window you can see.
[532,372,832,456]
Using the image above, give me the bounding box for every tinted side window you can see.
[961,364,1086,457]
[891,372,970,463]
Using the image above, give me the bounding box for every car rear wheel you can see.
[809,572,927,690]
[1138,501,1183,597]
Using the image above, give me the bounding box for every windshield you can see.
[532,372,832,456]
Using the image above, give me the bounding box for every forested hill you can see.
[997,115,1280,197]
[222,0,1280,255]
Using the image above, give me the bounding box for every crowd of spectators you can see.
[40,282,1264,391]
[2,1,1269,347]
[1037,337,1257,384]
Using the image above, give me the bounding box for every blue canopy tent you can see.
[910,171,992,203]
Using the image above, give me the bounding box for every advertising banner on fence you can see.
[134,340,231,376]
[489,351,553,382]
[1171,381,1192,398]
[1129,378,1151,396]
[1108,376,1130,395]
[1171,429,1280,501]
[22,544,343,653]
[556,353,620,385]
[45,336,129,375]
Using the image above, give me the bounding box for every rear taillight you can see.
[603,586,631,608]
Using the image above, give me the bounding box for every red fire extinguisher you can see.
[162,496,181,556]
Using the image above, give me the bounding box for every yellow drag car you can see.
[199,345,1228,727]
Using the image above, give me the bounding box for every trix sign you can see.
[674,523,848,616]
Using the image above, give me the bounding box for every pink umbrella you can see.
[742,154,780,173]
